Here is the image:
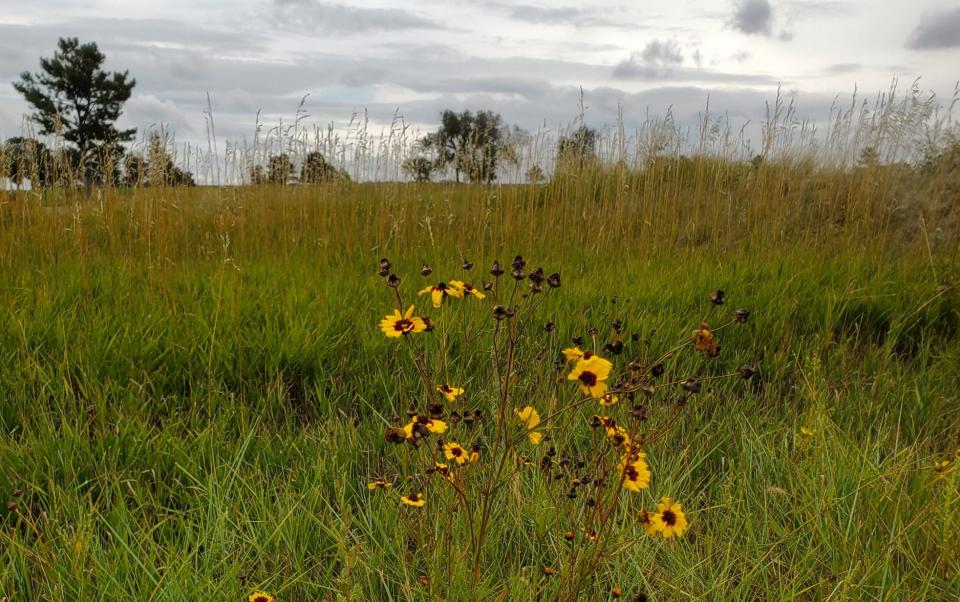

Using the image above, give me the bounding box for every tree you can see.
[13,37,136,191]
[525,164,545,184]
[402,156,435,182]
[267,154,294,185]
[300,151,349,184]
[420,109,507,183]
[556,125,598,169]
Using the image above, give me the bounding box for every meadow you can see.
[1,148,959,600]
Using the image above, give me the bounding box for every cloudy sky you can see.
[1,0,958,151]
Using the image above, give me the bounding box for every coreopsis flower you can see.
[568,355,613,398]
[418,281,464,308]
[619,456,651,492]
[693,323,718,356]
[432,463,455,482]
[380,305,428,338]
[606,425,630,448]
[401,492,426,507]
[444,442,469,465]
[402,416,448,439]
[437,384,464,402]
[367,479,392,490]
[651,497,688,538]
[637,509,659,535]
[449,280,485,299]
[800,426,815,437]
[562,347,587,362]
[515,405,544,444]
[933,459,954,481]
[600,393,619,406]
[248,593,274,602]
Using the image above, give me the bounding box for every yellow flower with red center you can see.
[402,416,448,439]
[693,323,718,356]
[449,280,485,299]
[515,405,544,444]
[367,478,392,490]
[637,509,659,535]
[600,393,619,406]
[444,442,469,465]
[651,497,688,538]
[618,455,651,492]
[248,593,274,602]
[401,492,426,507]
[567,355,613,398]
[380,305,428,338]
[437,384,464,401]
[418,281,464,308]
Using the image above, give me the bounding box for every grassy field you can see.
[0,158,959,600]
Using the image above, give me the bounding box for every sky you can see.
[1,0,959,155]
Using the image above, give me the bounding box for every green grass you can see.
[1,170,959,600]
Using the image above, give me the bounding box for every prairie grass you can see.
[0,145,959,601]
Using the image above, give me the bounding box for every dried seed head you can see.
[385,427,406,444]
[639,383,655,397]
[490,260,504,277]
[512,254,526,269]
[420,263,433,277]
[387,274,401,288]
[681,377,701,393]
[406,403,417,417]
[511,267,526,280]
[738,364,756,379]
[428,402,444,417]
[379,258,392,271]
[482,280,494,291]
[378,266,390,277]
[572,336,584,346]
[544,321,555,332]
[492,305,509,321]
[612,319,623,333]
[529,267,545,284]
[421,316,434,332]
[530,282,543,294]
[651,363,665,378]
[735,308,751,323]
[603,340,624,355]
[709,289,725,305]
[462,259,474,270]
[588,327,599,336]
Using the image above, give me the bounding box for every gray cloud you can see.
[730,0,774,36]
[271,0,443,33]
[907,8,960,50]
[480,1,643,29]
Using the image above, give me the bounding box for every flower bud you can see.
[512,254,526,269]
[379,258,391,271]
[490,261,504,277]
[420,263,433,276]
[482,280,494,291]
[709,290,725,305]
[511,267,526,280]
[387,274,401,288]
[738,364,755,379]
[735,308,751,323]
[547,272,561,288]
[492,305,509,320]
[529,267,545,284]
[462,259,473,270]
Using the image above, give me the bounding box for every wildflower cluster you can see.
[369,258,753,597]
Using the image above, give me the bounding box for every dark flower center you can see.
[408,494,421,502]
[578,371,598,386]
[451,447,462,457]
[625,466,638,480]
[661,510,677,526]
[395,318,412,332]
[582,351,593,359]
[254,597,269,602]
